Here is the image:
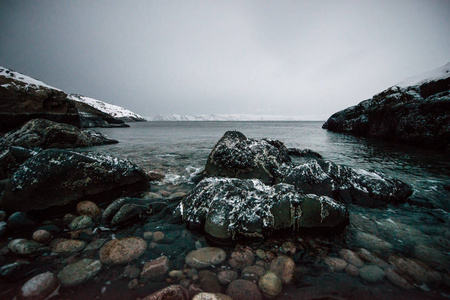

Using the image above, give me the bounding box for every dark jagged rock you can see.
[277,157,412,207]
[0,146,40,180]
[205,131,291,185]
[1,118,118,149]
[202,131,411,207]
[179,177,349,242]
[323,63,450,150]
[0,149,150,212]
[0,72,80,132]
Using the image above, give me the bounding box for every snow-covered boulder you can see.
[205,131,291,185]
[179,177,349,242]
[0,149,149,212]
[1,118,118,149]
[323,62,450,150]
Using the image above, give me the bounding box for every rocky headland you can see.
[323,62,450,150]
[0,66,145,133]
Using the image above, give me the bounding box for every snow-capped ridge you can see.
[0,66,144,121]
[394,62,450,88]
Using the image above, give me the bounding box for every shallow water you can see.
[2,121,449,299]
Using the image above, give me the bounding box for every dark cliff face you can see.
[323,77,450,150]
[0,76,80,132]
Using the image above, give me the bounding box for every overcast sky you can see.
[1,0,449,119]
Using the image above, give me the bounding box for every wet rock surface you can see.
[0,118,118,149]
[322,66,450,150]
[57,258,102,287]
[181,177,349,241]
[99,237,147,265]
[0,149,150,212]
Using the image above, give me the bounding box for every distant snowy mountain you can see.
[148,114,312,121]
[0,66,145,122]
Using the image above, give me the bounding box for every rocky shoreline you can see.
[0,124,449,299]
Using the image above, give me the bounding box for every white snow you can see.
[0,67,61,91]
[148,114,310,121]
[68,94,144,120]
[395,62,450,88]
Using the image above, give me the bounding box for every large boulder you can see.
[205,131,291,185]
[277,157,412,207]
[0,149,150,212]
[323,63,450,150]
[179,177,349,242]
[1,118,118,149]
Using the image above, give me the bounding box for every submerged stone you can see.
[99,237,147,265]
[58,259,102,287]
[185,247,226,269]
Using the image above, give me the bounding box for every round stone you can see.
[339,249,364,268]
[20,272,59,299]
[217,270,238,285]
[229,246,255,270]
[258,271,282,297]
[345,264,360,277]
[185,247,226,269]
[359,265,385,283]
[143,231,153,240]
[58,259,102,287]
[193,292,233,300]
[153,231,165,243]
[99,237,147,265]
[226,279,262,300]
[270,256,295,284]
[323,257,347,272]
[51,239,86,253]
[32,230,52,244]
[385,268,413,289]
[8,239,48,256]
[76,201,102,219]
[68,215,93,231]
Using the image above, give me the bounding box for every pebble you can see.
[83,238,108,252]
[143,231,153,240]
[270,255,296,284]
[255,249,266,260]
[169,270,185,280]
[193,292,232,300]
[8,239,48,255]
[161,190,171,197]
[199,270,221,293]
[345,264,360,277]
[142,284,189,300]
[185,247,227,269]
[32,229,52,244]
[226,279,263,300]
[388,255,442,284]
[123,265,141,279]
[359,265,385,283]
[258,271,282,297]
[6,212,36,231]
[323,257,347,272]
[229,246,255,269]
[357,248,389,268]
[153,231,165,243]
[20,271,59,299]
[217,270,238,285]
[51,238,86,254]
[141,256,170,279]
[128,278,139,289]
[280,241,296,255]
[76,201,102,219]
[385,268,413,289]
[99,237,147,265]
[58,259,102,287]
[339,249,364,268]
[242,265,265,281]
[68,215,93,231]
